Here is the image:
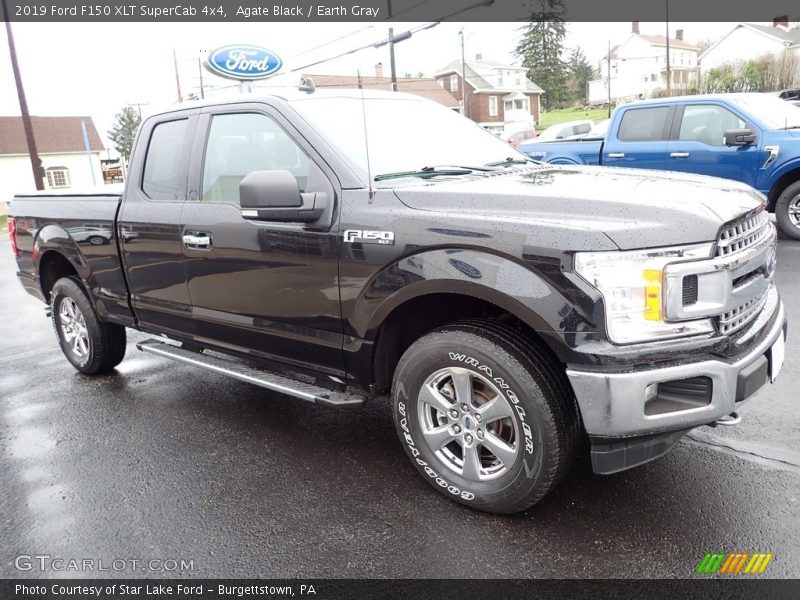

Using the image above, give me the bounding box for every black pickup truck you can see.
[9,88,787,514]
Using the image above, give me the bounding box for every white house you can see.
[699,20,800,84]
[588,22,700,105]
[0,116,106,205]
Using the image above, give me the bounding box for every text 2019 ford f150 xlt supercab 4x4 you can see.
[9,89,787,513]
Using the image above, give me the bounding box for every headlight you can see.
[574,243,715,344]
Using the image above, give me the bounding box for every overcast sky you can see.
[0,21,736,155]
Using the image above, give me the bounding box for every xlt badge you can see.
[343,230,395,245]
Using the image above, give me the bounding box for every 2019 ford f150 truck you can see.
[518,93,800,240]
[9,88,788,514]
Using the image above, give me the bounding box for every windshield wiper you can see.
[484,157,533,167]
[374,165,488,181]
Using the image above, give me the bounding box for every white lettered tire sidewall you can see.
[392,328,563,513]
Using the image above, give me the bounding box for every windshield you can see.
[732,94,800,129]
[291,95,529,183]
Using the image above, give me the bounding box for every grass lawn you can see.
[0,214,6,232]
[538,107,611,129]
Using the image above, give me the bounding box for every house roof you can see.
[739,23,800,46]
[0,116,105,155]
[699,23,800,62]
[302,74,460,108]
[637,34,699,51]
[435,59,544,94]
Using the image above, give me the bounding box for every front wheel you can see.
[51,277,127,374]
[392,320,579,514]
[775,180,800,240]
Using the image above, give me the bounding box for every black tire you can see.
[88,235,107,245]
[51,277,126,374]
[392,320,579,514]
[775,180,800,241]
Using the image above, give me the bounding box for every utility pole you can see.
[173,49,183,102]
[460,28,468,119]
[665,0,671,96]
[607,40,612,118]
[3,0,44,190]
[197,57,205,99]
[388,27,398,91]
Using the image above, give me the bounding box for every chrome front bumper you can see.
[567,297,786,439]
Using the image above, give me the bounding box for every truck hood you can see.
[392,165,766,250]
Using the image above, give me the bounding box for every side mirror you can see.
[239,170,326,223]
[723,128,757,146]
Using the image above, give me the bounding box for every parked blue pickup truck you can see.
[518,94,800,239]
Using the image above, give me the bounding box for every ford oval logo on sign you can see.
[207,45,282,80]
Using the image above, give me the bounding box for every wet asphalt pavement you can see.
[1,231,799,579]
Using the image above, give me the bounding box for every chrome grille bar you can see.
[717,289,770,335]
[716,210,771,257]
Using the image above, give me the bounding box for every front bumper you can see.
[567,297,786,473]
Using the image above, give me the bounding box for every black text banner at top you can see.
[2,0,800,22]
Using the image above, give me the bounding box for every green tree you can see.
[514,1,568,110]
[108,106,141,163]
[566,46,594,104]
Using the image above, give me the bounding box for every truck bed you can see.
[9,190,132,325]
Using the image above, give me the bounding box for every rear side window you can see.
[142,119,188,200]
[617,107,671,142]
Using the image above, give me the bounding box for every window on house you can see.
[450,75,458,93]
[515,78,521,86]
[45,167,70,188]
[504,101,513,111]
[650,74,656,82]
[489,96,498,117]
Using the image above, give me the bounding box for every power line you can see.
[287,25,375,60]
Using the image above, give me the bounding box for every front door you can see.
[179,105,345,376]
[665,103,762,187]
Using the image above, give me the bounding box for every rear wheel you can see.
[392,320,579,514]
[51,277,126,374]
[775,180,800,240]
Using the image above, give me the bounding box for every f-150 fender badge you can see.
[343,230,395,245]
[206,45,282,80]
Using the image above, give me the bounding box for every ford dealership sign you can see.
[206,45,282,80]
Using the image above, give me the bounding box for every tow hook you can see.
[708,412,742,427]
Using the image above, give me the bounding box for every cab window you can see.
[678,105,747,146]
[201,112,310,205]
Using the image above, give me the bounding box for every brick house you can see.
[435,55,544,134]
[302,65,460,109]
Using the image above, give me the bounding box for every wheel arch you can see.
[349,243,590,394]
[767,164,800,211]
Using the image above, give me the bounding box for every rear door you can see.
[665,102,761,187]
[178,102,346,376]
[602,105,674,170]
[118,111,198,337]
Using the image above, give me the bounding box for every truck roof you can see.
[151,87,427,118]
[621,92,770,107]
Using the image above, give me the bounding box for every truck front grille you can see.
[716,289,770,335]
[716,210,771,258]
